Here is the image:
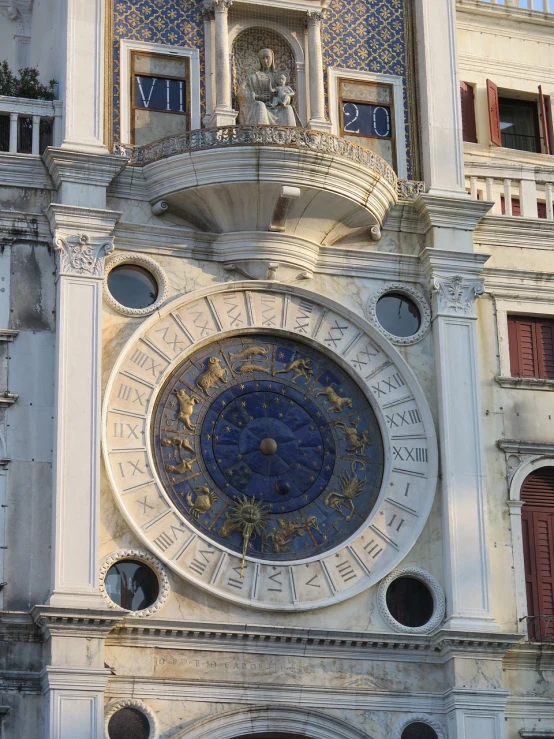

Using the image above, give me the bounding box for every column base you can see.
[207,108,238,128]
[42,667,110,739]
[307,118,332,133]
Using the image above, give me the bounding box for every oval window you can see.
[401,722,439,739]
[386,576,434,628]
[376,293,421,338]
[108,707,150,739]
[107,264,158,310]
[104,559,160,611]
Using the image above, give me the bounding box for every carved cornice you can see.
[42,148,128,191]
[415,193,492,233]
[31,605,124,639]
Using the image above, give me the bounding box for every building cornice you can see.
[414,194,492,233]
[456,0,554,31]
[498,440,554,457]
[31,605,125,639]
[42,148,128,191]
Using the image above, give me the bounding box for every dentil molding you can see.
[391,714,446,739]
[103,252,169,316]
[99,549,170,617]
[377,567,446,635]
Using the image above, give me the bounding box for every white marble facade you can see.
[1,1,554,738]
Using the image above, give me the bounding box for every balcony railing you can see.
[466,169,554,220]
[474,0,553,12]
[523,615,554,642]
[0,96,62,155]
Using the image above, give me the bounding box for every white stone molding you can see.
[328,67,408,179]
[505,455,554,632]
[119,39,202,146]
[366,282,431,346]
[172,705,374,739]
[102,281,438,611]
[421,249,497,632]
[99,549,170,617]
[413,0,466,196]
[104,698,157,739]
[430,274,485,319]
[103,252,169,317]
[391,714,446,739]
[377,567,446,635]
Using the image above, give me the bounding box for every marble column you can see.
[421,231,498,633]
[306,12,331,132]
[413,0,466,196]
[45,204,120,610]
[205,0,237,128]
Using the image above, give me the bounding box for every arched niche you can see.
[230,24,304,124]
[171,706,375,739]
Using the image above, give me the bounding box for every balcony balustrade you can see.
[466,165,554,220]
[0,96,62,155]
[462,0,553,12]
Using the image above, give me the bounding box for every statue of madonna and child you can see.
[237,47,300,127]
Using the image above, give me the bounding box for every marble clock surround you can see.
[102,281,438,611]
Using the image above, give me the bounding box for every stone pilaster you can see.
[46,204,120,611]
[204,0,237,128]
[306,12,331,132]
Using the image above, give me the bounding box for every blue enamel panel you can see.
[152,335,385,561]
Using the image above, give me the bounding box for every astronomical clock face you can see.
[103,284,438,611]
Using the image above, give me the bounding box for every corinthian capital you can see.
[306,10,324,24]
[203,0,232,12]
[430,275,485,318]
[54,232,114,278]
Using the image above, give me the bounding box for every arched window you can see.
[521,466,554,640]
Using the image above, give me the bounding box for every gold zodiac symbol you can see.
[324,461,365,522]
[316,386,353,413]
[335,420,372,455]
[186,486,218,518]
[265,518,306,554]
[166,456,196,475]
[196,356,228,396]
[229,346,269,361]
[237,361,270,374]
[161,436,195,456]
[174,388,198,430]
[275,357,313,382]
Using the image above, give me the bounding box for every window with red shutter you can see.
[508,315,554,380]
[460,82,477,143]
[521,468,554,640]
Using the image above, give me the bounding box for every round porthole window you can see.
[107,264,158,310]
[108,707,151,739]
[100,550,169,616]
[103,253,168,317]
[386,576,434,628]
[366,283,431,346]
[378,567,445,634]
[401,723,439,739]
[104,559,159,611]
[376,292,421,338]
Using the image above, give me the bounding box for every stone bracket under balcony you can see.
[124,126,399,279]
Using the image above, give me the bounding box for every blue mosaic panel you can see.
[112,1,413,173]
[152,336,385,562]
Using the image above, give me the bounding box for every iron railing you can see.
[523,615,554,642]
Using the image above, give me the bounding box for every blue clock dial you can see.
[152,336,385,561]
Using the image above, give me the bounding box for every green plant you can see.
[0,61,57,100]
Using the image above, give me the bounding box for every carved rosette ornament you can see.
[430,275,485,318]
[54,233,114,278]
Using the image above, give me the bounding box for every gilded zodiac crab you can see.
[324,461,365,522]
[186,486,218,519]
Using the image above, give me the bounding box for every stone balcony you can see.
[117,125,417,279]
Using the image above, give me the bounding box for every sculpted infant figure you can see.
[237,48,297,126]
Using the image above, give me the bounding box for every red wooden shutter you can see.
[539,86,551,155]
[522,470,554,631]
[501,197,521,216]
[545,94,554,155]
[538,201,547,219]
[508,315,538,377]
[487,79,502,146]
[461,82,477,143]
[538,320,554,379]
